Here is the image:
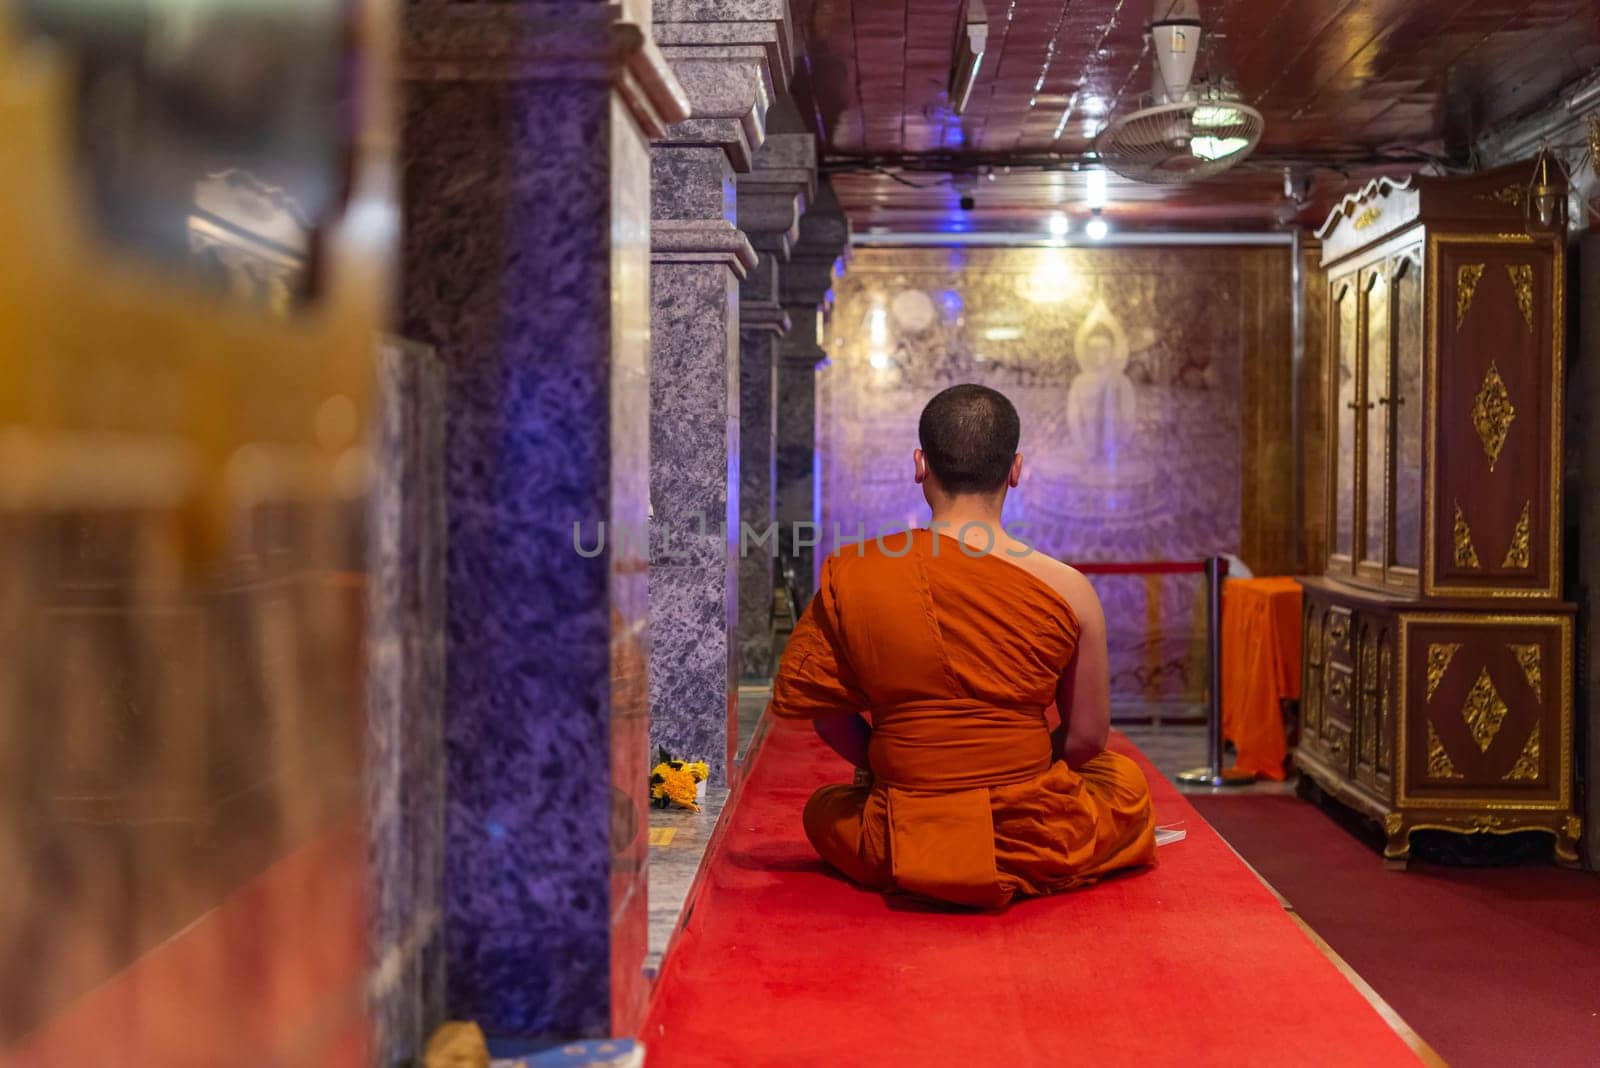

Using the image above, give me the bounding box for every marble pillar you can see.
[733,111,815,683]
[648,1,788,781]
[401,3,686,1039]
[776,181,851,606]
[369,338,448,1068]
[737,258,789,683]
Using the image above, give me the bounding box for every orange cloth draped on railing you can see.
[1220,577,1303,781]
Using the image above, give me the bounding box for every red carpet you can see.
[642,720,1421,1067]
[1193,793,1600,1068]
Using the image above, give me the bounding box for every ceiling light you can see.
[984,327,1024,341]
[949,1,989,115]
[1048,212,1070,237]
[1086,168,1108,209]
[1192,104,1241,129]
[1085,217,1110,241]
[1192,135,1249,161]
[1080,96,1106,116]
[869,351,890,370]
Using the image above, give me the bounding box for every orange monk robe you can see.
[771,530,1157,909]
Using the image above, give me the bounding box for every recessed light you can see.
[1048,212,1070,237]
[1085,217,1110,241]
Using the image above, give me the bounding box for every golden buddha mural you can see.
[819,246,1284,702]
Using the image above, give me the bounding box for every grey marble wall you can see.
[401,2,679,1039]
[368,338,448,1068]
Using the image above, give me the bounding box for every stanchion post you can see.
[1178,555,1254,788]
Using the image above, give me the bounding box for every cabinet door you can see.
[1390,252,1424,577]
[1354,617,1395,795]
[1330,277,1358,568]
[1359,266,1390,577]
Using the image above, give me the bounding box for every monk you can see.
[771,383,1157,909]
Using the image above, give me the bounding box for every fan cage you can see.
[1094,99,1265,185]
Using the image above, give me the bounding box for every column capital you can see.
[653,0,797,100]
[778,306,827,368]
[736,132,818,258]
[653,1,796,171]
[792,180,851,262]
[739,251,789,334]
[402,4,689,137]
[656,53,770,170]
[740,303,792,335]
[652,219,758,278]
[781,179,851,309]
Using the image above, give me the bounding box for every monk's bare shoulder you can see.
[1002,545,1102,628]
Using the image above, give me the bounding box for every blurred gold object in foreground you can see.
[0,3,394,1062]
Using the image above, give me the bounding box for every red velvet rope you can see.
[1065,561,1216,576]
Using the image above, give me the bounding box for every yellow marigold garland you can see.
[649,753,710,812]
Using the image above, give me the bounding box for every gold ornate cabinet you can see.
[1299,161,1580,863]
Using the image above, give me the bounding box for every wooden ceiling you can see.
[789,0,1600,232]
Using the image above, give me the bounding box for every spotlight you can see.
[1048,212,1070,237]
[868,306,888,345]
[1086,168,1108,209]
[1085,216,1109,241]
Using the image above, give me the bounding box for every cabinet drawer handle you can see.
[1378,395,1405,407]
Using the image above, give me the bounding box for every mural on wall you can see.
[820,246,1262,702]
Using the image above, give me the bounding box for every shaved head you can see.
[917,384,1021,496]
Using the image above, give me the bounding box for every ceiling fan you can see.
[1094,1,1264,184]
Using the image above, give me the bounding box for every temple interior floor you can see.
[646,695,1291,976]
[646,694,1598,1064]
[645,687,771,972]
[645,784,730,979]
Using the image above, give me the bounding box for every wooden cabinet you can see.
[1300,161,1580,864]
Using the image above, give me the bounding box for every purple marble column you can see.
[401,3,686,1040]
[648,2,790,781]
[777,181,851,606]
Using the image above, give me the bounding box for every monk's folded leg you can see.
[1074,750,1159,877]
[802,784,889,889]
